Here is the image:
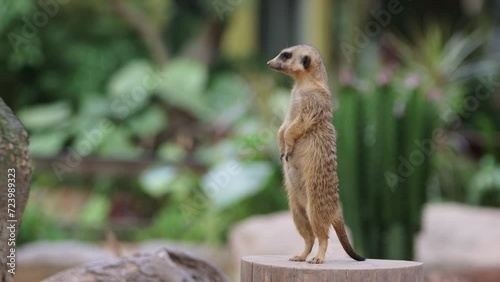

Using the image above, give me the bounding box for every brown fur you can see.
[267,45,365,264]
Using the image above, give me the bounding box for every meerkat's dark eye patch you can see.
[279,51,292,61]
[302,55,311,69]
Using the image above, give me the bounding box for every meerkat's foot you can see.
[309,257,324,264]
[285,152,292,161]
[289,255,307,262]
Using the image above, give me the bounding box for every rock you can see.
[229,211,353,273]
[16,240,230,282]
[416,203,500,271]
[136,240,232,274]
[16,241,113,282]
[42,248,229,282]
[18,241,112,266]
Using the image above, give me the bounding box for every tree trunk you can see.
[0,98,32,282]
[42,248,229,282]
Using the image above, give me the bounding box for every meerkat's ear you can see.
[301,55,311,69]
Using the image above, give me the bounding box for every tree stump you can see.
[241,256,423,282]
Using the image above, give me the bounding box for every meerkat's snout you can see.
[267,58,281,71]
[268,47,313,76]
[267,49,292,72]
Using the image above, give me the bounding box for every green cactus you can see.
[334,79,438,260]
[335,85,364,252]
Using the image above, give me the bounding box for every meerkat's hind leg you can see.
[309,217,330,264]
[289,200,315,262]
[310,236,328,264]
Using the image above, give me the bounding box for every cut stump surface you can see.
[241,255,423,282]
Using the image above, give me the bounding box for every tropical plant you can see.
[388,25,497,111]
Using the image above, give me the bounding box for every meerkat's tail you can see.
[332,220,366,261]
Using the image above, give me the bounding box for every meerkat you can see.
[267,45,365,264]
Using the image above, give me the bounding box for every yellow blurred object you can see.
[221,0,259,59]
[301,0,331,63]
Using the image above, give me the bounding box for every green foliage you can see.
[137,167,286,244]
[158,58,208,116]
[431,147,476,202]
[79,194,111,227]
[6,1,498,258]
[157,58,252,121]
[201,160,274,210]
[17,101,72,130]
[1,0,284,247]
[389,26,497,110]
[127,106,167,136]
[28,131,68,157]
[138,205,209,242]
[14,50,280,245]
[17,201,68,245]
[139,166,178,198]
[158,143,187,162]
[97,127,143,159]
[474,113,498,157]
[15,54,254,161]
[468,155,500,207]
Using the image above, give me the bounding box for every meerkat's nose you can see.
[267,60,272,66]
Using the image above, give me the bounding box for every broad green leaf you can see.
[195,141,239,166]
[29,131,68,157]
[202,160,273,209]
[108,60,155,96]
[139,166,177,198]
[268,88,291,117]
[205,73,251,121]
[97,128,142,159]
[127,106,167,136]
[72,119,115,157]
[157,58,209,118]
[158,142,186,162]
[107,60,155,117]
[169,171,199,201]
[79,194,110,226]
[79,94,110,118]
[202,72,251,128]
[18,101,72,130]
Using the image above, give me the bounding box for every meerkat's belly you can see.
[284,163,308,207]
[294,129,334,159]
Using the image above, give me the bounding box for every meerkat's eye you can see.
[279,52,292,60]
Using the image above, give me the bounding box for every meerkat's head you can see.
[267,45,326,81]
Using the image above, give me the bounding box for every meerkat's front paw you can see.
[280,153,285,162]
[309,257,324,264]
[285,152,292,161]
[289,255,306,262]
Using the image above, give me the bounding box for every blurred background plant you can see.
[1,0,500,262]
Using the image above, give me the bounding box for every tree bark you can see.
[43,248,229,282]
[0,98,32,282]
